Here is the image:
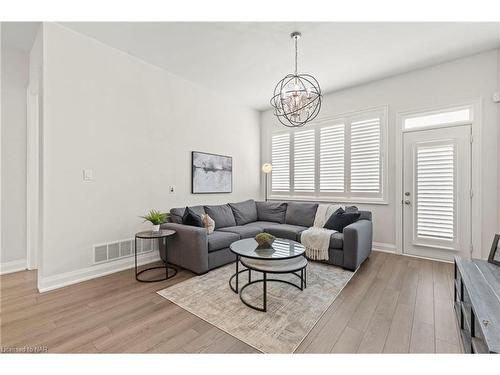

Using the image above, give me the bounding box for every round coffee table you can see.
[135,230,177,282]
[229,238,307,312]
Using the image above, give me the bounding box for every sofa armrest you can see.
[160,223,208,274]
[342,219,373,271]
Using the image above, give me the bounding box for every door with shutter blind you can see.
[403,125,471,261]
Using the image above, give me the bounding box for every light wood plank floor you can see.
[0,252,462,353]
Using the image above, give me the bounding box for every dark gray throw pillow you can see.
[204,204,237,229]
[169,209,183,224]
[182,207,203,227]
[256,201,287,223]
[324,207,361,232]
[285,202,318,227]
[229,199,258,225]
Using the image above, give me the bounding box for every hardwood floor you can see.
[0,252,462,353]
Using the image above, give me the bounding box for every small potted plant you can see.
[255,232,275,248]
[140,209,169,232]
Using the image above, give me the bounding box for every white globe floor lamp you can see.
[262,163,273,201]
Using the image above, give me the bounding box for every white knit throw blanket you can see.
[301,204,340,260]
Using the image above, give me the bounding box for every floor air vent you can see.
[93,237,159,264]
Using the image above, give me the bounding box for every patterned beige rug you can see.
[157,261,353,353]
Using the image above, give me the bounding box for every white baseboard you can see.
[399,252,454,264]
[372,243,454,264]
[37,252,161,293]
[372,242,397,253]
[0,259,27,275]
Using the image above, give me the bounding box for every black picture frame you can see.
[191,151,233,194]
[487,234,500,266]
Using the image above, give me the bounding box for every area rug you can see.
[157,262,354,353]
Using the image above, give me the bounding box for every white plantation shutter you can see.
[350,117,381,193]
[269,107,386,201]
[293,129,315,192]
[416,144,455,241]
[320,124,345,192]
[271,133,290,192]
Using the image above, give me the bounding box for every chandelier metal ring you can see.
[270,31,322,127]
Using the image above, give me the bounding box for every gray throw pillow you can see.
[182,207,204,227]
[256,201,287,223]
[285,202,318,227]
[229,199,258,225]
[204,204,237,229]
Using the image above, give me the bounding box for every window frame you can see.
[269,105,388,204]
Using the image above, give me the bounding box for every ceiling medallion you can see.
[270,31,322,128]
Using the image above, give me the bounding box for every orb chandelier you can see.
[270,31,322,128]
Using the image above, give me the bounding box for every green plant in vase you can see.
[140,209,169,232]
[255,232,275,248]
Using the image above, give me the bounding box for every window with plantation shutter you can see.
[271,133,290,192]
[350,118,381,194]
[268,106,387,203]
[416,143,455,241]
[293,129,315,192]
[320,124,345,192]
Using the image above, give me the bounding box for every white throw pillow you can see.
[202,214,215,234]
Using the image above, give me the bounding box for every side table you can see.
[135,229,177,282]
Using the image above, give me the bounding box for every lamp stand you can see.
[265,174,268,201]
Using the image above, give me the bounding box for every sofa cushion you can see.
[243,221,280,231]
[182,207,204,227]
[207,231,240,252]
[204,204,237,229]
[346,206,372,221]
[229,199,258,225]
[324,207,361,232]
[218,225,261,239]
[285,202,318,227]
[329,232,344,249]
[256,201,287,223]
[296,231,343,249]
[170,205,205,224]
[358,211,372,221]
[263,224,308,241]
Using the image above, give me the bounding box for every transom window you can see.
[270,106,388,203]
[403,105,472,131]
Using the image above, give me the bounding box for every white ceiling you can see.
[5,22,500,110]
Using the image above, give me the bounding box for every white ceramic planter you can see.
[152,224,160,232]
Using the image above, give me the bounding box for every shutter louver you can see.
[416,144,455,241]
[320,124,345,192]
[294,129,315,192]
[271,133,290,192]
[350,118,381,193]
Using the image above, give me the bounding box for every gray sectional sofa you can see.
[159,199,372,274]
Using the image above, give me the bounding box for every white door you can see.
[403,125,471,261]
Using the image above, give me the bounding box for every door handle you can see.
[404,200,411,205]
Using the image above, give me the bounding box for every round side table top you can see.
[135,229,176,239]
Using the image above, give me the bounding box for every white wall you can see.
[497,48,500,235]
[39,23,260,287]
[261,49,500,258]
[26,25,43,272]
[1,43,29,269]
